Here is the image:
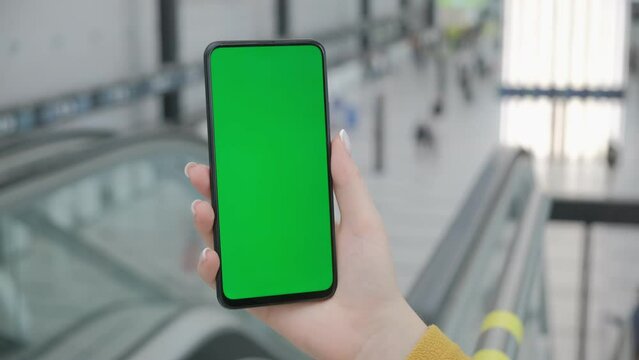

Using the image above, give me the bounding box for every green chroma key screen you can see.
[207,42,335,305]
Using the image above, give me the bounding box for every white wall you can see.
[178,0,276,116]
[0,0,160,128]
[0,0,279,128]
[290,0,359,36]
[0,0,422,128]
[178,0,275,63]
[371,0,399,19]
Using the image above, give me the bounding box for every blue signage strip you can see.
[0,63,203,138]
[500,87,625,99]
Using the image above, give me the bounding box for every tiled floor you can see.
[339,58,501,292]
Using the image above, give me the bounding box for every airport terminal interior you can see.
[1,1,638,359]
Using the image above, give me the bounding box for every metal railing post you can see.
[159,0,180,123]
[373,94,385,173]
[577,222,593,360]
[276,0,289,38]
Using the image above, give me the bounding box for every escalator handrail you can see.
[472,191,550,359]
[407,147,532,324]
[0,127,206,197]
[0,129,115,158]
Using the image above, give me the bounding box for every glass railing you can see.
[472,191,551,360]
[517,262,552,360]
[0,130,115,189]
[0,130,302,360]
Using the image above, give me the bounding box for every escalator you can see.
[0,129,300,360]
[406,147,551,359]
[408,148,536,348]
[0,129,550,360]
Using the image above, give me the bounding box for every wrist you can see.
[356,298,427,360]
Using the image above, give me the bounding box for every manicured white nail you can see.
[191,199,201,215]
[339,129,351,154]
[184,162,197,178]
[200,247,212,262]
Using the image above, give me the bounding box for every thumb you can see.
[331,130,380,231]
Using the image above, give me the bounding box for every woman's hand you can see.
[185,130,426,359]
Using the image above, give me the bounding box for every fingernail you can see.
[191,199,201,215]
[339,129,351,155]
[184,162,197,178]
[200,247,212,262]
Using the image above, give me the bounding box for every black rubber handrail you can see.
[407,147,532,324]
[0,127,206,193]
[0,130,118,184]
[0,129,115,157]
[472,192,550,358]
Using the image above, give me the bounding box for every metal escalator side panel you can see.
[407,147,533,325]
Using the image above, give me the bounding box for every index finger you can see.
[185,162,211,199]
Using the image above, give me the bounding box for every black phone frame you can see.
[203,39,337,309]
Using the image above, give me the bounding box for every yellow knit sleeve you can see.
[406,326,470,360]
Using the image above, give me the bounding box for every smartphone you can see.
[203,40,336,308]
